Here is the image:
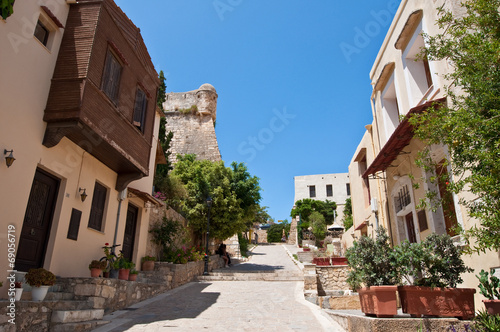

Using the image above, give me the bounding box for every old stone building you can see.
[162,83,221,163]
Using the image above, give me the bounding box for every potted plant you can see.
[114,255,134,281]
[129,269,138,281]
[395,233,475,320]
[25,268,56,301]
[312,250,330,266]
[477,269,500,315]
[89,260,107,277]
[141,255,156,271]
[345,227,400,318]
[14,282,23,301]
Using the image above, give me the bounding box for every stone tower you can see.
[162,83,221,163]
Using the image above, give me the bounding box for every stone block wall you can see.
[316,266,350,291]
[254,229,268,244]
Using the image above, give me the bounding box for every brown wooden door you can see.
[405,213,417,243]
[122,204,138,261]
[16,169,60,271]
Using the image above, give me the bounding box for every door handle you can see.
[31,228,35,236]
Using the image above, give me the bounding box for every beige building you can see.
[0,0,163,296]
[345,0,500,309]
[294,173,350,224]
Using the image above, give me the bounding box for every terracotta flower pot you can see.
[358,286,398,318]
[331,257,348,266]
[90,268,102,277]
[303,248,311,252]
[483,299,500,315]
[142,261,155,271]
[398,286,476,320]
[118,268,130,281]
[128,274,138,281]
[313,257,330,266]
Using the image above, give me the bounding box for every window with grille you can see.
[309,185,316,198]
[326,184,333,197]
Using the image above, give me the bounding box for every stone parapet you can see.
[316,265,350,291]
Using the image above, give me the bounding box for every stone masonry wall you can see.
[316,266,350,291]
[163,84,221,163]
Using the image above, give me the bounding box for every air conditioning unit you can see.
[371,198,378,212]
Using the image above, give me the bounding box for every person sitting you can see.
[218,243,229,267]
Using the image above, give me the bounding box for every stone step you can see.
[50,319,110,332]
[45,292,75,301]
[197,272,303,282]
[51,309,104,324]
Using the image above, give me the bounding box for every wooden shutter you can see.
[67,208,82,240]
[102,51,122,103]
[133,88,147,131]
[88,183,107,231]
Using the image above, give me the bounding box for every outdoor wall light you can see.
[4,149,15,168]
[79,188,88,202]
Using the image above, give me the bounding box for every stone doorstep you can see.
[51,309,105,323]
[325,309,474,332]
[50,319,110,332]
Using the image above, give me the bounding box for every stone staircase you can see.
[197,270,304,282]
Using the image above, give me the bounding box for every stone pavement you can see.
[93,244,345,332]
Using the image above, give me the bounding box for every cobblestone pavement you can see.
[93,244,345,332]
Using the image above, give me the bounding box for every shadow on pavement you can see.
[227,263,285,272]
[105,283,219,331]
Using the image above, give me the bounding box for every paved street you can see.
[93,244,345,331]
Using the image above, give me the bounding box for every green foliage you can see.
[253,206,271,225]
[157,70,167,111]
[149,216,181,258]
[345,227,400,289]
[178,105,198,114]
[0,0,15,20]
[477,269,500,300]
[474,310,500,332]
[393,233,472,288]
[290,199,337,224]
[238,232,249,257]
[173,154,262,240]
[410,0,500,252]
[163,245,204,264]
[141,255,157,263]
[89,260,107,270]
[309,211,326,241]
[230,162,262,229]
[267,223,286,243]
[25,268,56,287]
[342,197,353,230]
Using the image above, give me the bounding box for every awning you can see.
[363,98,446,178]
[127,187,164,207]
[354,221,368,231]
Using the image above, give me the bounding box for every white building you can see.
[294,173,350,223]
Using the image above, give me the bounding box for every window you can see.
[102,51,122,104]
[326,184,333,197]
[34,20,49,46]
[309,185,316,198]
[133,88,147,132]
[88,182,107,231]
[346,183,351,196]
[381,75,400,144]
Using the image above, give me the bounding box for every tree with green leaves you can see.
[172,155,262,241]
[290,199,337,224]
[157,70,167,111]
[0,0,15,20]
[309,211,326,241]
[342,197,353,230]
[409,0,500,252]
[230,162,262,229]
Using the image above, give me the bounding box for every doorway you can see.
[405,212,417,243]
[122,204,138,261]
[16,169,60,271]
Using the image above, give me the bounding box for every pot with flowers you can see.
[113,254,134,281]
[89,260,107,277]
[345,227,400,318]
[14,282,23,301]
[141,255,156,271]
[395,233,475,320]
[25,268,56,301]
[128,269,138,281]
[477,269,500,315]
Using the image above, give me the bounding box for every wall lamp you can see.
[79,188,88,202]
[4,149,15,168]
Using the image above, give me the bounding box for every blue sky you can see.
[115,0,401,222]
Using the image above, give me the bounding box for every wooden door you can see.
[16,169,60,271]
[405,212,417,243]
[122,204,138,261]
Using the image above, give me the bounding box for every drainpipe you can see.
[112,189,127,254]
